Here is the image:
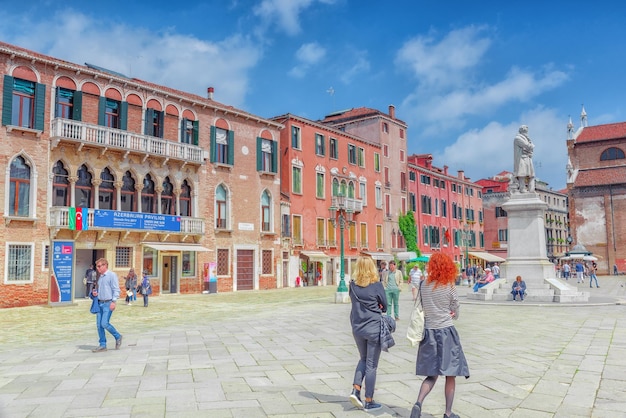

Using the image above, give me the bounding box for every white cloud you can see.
[434,107,569,188]
[253,0,336,36]
[396,25,492,89]
[0,11,261,107]
[289,42,326,78]
[339,51,370,84]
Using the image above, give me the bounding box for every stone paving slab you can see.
[1,276,625,417]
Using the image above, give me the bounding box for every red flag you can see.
[75,210,83,230]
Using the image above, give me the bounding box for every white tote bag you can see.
[406,281,425,347]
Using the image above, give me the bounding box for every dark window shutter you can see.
[256,137,262,171]
[209,125,216,163]
[73,91,82,121]
[227,130,234,165]
[2,75,13,126]
[271,140,277,173]
[192,120,199,145]
[34,83,46,131]
[145,108,154,135]
[180,118,186,142]
[98,96,106,126]
[120,101,128,130]
[158,111,164,138]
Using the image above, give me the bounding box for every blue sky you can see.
[2,0,625,190]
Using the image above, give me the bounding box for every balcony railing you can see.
[50,118,206,164]
[48,207,205,235]
[331,196,363,213]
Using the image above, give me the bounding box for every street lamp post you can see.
[329,192,353,303]
[463,223,470,269]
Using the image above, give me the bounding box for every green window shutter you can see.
[180,118,186,142]
[227,130,234,165]
[2,75,13,126]
[73,91,82,121]
[271,140,277,173]
[145,108,154,135]
[192,120,199,145]
[256,137,262,171]
[98,96,106,126]
[119,101,128,130]
[34,83,46,131]
[209,125,216,162]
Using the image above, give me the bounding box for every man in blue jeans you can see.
[383,260,401,320]
[92,258,123,352]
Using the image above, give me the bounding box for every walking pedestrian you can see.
[410,253,470,418]
[348,256,387,412]
[383,260,402,320]
[84,264,97,298]
[589,262,600,288]
[140,270,152,306]
[563,262,571,280]
[92,258,122,352]
[409,264,423,302]
[575,261,584,284]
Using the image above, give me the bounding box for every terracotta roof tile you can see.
[321,107,406,125]
[574,166,626,187]
[575,122,626,143]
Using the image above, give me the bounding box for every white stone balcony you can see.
[48,207,205,238]
[50,118,207,164]
[331,196,363,213]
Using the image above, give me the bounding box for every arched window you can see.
[99,168,115,210]
[141,174,156,214]
[120,171,136,212]
[75,164,93,208]
[332,178,339,196]
[347,181,355,198]
[9,156,31,216]
[215,184,228,228]
[161,177,174,215]
[52,161,69,207]
[340,180,347,197]
[261,190,271,232]
[180,180,192,217]
[600,147,625,161]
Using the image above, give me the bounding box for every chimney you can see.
[388,105,395,119]
[443,165,448,176]
[207,87,214,100]
[458,170,465,180]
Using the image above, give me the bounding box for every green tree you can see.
[398,211,420,256]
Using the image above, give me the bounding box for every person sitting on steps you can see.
[511,276,527,301]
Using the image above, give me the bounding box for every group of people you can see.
[86,260,152,353]
[558,261,599,287]
[349,254,469,418]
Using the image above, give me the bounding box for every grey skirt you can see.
[416,326,470,378]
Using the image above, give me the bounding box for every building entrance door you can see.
[236,249,254,290]
[162,256,178,293]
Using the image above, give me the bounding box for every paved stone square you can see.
[1,276,626,417]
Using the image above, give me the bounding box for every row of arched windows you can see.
[8,154,275,233]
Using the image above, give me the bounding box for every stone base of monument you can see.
[500,192,590,303]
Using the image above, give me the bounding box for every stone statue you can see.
[513,125,535,193]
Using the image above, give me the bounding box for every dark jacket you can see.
[349,281,387,338]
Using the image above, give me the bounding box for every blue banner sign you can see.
[93,209,181,232]
[51,240,74,303]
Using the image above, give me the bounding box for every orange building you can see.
[272,114,386,286]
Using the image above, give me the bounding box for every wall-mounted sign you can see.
[93,209,181,232]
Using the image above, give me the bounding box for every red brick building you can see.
[407,154,492,268]
[272,114,386,286]
[567,118,626,274]
[1,41,282,308]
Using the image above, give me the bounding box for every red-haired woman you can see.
[410,253,469,418]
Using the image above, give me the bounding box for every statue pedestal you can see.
[501,193,589,303]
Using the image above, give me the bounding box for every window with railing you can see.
[6,244,33,282]
[115,247,132,268]
[52,160,70,207]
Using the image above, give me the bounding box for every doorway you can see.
[74,248,104,299]
[162,255,178,293]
